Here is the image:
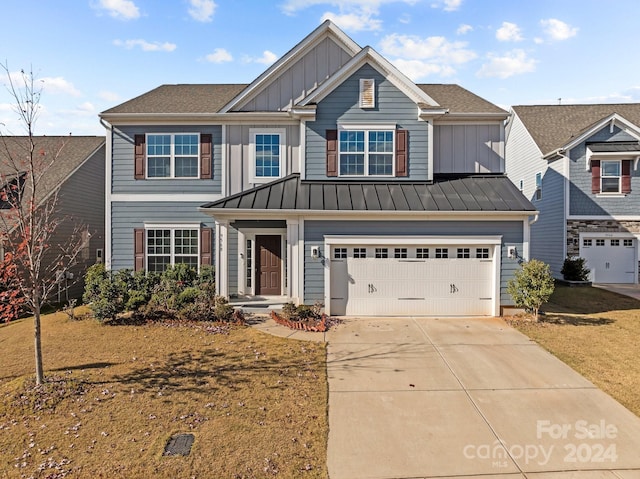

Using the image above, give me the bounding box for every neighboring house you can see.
[0,136,106,300]
[100,21,535,317]
[506,104,640,284]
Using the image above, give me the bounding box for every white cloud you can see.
[380,33,476,64]
[431,0,462,11]
[98,90,121,102]
[390,59,456,80]
[540,18,578,41]
[113,39,177,52]
[244,50,278,65]
[95,0,140,20]
[496,21,523,42]
[281,0,420,15]
[321,8,382,31]
[477,49,536,79]
[188,0,216,22]
[205,48,233,63]
[65,102,96,115]
[456,24,472,35]
[39,76,82,96]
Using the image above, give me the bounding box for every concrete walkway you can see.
[594,283,640,301]
[325,316,640,479]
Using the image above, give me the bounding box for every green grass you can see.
[509,285,640,416]
[0,308,328,478]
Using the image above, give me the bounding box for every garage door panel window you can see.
[611,239,620,246]
[416,248,429,259]
[457,248,470,258]
[476,248,490,259]
[583,239,592,247]
[334,248,347,259]
[375,248,389,258]
[394,248,407,258]
[354,248,367,258]
[624,239,633,247]
[435,248,448,258]
[596,239,605,246]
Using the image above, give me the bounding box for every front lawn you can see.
[0,308,328,478]
[510,285,640,417]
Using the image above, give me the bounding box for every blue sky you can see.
[1,0,639,135]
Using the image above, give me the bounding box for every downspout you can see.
[100,118,112,270]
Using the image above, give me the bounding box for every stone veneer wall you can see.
[567,219,640,256]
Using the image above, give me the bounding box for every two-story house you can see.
[506,104,640,283]
[100,21,536,316]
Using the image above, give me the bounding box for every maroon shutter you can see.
[134,229,145,271]
[200,134,212,179]
[622,160,632,194]
[134,134,145,179]
[326,129,338,177]
[200,228,213,266]
[395,129,408,177]
[591,160,601,194]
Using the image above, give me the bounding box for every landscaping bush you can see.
[507,259,555,321]
[561,256,590,281]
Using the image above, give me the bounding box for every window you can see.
[416,248,429,259]
[457,248,470,258]
[146,228,199,273]
[624,239,634,247]
[334,248,347,259]
[339,129,394,176]
[611,239,620,246]
[596,239,605,246]
[583,239,592,247]
[435,248,448,259]
[601,160,621,193]
[354,248,367,258]
[476,248,489,259]
[518,179,524,192]
[535,172,542,200]
[375,248,388,258]
[250,129,285,182]
[394,248,407,258]
[147,134,199,178]
[246,239,253,288]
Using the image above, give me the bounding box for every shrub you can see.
[507,259,555,321]
[561,257,590,282]
[280,301,324,321]
[281,302,297,320]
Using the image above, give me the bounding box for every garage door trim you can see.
[323,235,502,316]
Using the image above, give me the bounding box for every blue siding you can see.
[305,64,428,180]
[303,220,524,305]
[110,201,214,271]
[569,125,640,216]
[112,125,222,194]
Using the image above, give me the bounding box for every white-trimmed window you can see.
[147,133,199,178]
[250,128,286,183]
[601,160,621,193]
[611,239,620,246]
[476,248,490,259]
[354,247,367,258]
[146,227,199,273]
[435,248,448,259]
[596,239,605,246]
[375,248,388,258]
[535,172,542,200]
[583,239,592,247]
[624,239,633,247]
[339,125,394,177]
[416,248,429,259]
[334,247,347,259]
[518,179,524,192]
[457,248,470,258]
[394,248,407,258]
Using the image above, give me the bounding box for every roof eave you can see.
[198,207,537,217]
[99,111,296,124]
[432,112,509,122]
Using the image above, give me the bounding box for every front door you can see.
[256,235,281,295]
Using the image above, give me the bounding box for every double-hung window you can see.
[147,134,199,178]
[250,129,286,183]
[535,172,542,200]
[339,126,394,176]
[146,227,199,273]
[601,160,621,193]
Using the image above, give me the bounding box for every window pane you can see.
[340,154,365,175]
[601,177,620,193]
[255,134,280,177]
[340,131,364,152]
[147,229,171,255]
[147,135,171,156]
[368,154,393,175]
[602,161,620,177]
[148,256,170,273]
[174,134,198,156]
[175,157,198,177]
[368,131,393,152]
[147,157,170,178]
[175,229,198,255]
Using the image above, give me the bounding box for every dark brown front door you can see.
[256,235,281,295]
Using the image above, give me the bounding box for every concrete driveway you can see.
[325,317,640,479]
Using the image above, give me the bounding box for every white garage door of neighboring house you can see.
[327,238,500,317]
[580,236,637,284]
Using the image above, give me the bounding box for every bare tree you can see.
[0,65,86,385]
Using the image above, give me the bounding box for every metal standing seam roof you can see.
[587,141,640,153]
[202,174,536,213]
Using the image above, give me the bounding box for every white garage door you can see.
[329,244,495,316]
[580,237,636,283]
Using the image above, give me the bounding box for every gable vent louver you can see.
[359,78,375,108]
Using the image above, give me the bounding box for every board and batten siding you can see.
[110,201,214,271]
[305,64,428,180]
[226,124,300,195]
[569,125,640,216]
[238,37,353,112]
[56,144,106,299]
[505,112,565,277]
[434,124,504,173]
[303,220,524,306]
[111,125,223,195]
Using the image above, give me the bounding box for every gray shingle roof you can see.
[102,83,506,116]
[202,174,535,213]
[512,104,640,155]
[418,84,507,115]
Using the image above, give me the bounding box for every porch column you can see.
[215,219,229,297]
[287,218,300,303]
